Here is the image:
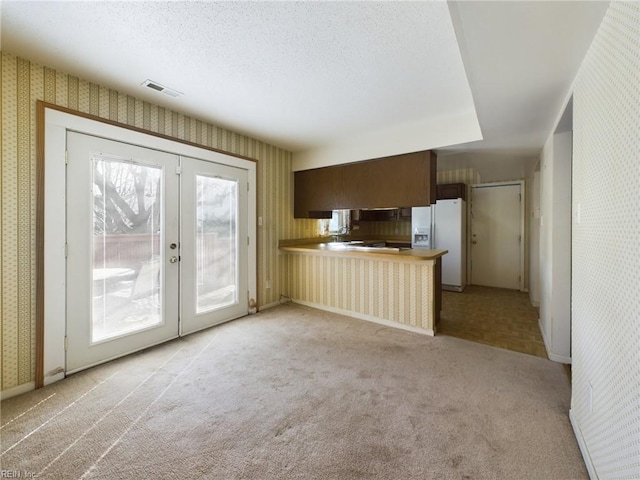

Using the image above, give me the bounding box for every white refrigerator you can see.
[410,206,433,249]
[434,199,466,292]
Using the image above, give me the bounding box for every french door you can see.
[65,132,247,373]
[180,156,248,335]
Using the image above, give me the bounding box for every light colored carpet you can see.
[1,304,587,479]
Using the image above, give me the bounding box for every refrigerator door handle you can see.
[431,227,435,249]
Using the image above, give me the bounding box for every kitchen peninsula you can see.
[279,239,447,336]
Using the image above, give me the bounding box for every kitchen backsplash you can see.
[355,220,411,237]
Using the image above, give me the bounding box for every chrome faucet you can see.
[332,226,350,243]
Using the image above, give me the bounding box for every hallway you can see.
[438,286,547,359]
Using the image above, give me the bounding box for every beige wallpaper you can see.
[0,51,318,392]
[569,2,639,478]
[286,253,435,332]
[436,167,480,186]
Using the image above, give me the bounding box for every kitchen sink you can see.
[321,240,410,252]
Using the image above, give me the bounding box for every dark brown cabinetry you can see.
[354,207,413,223]
[398,207,412,221]
[293,167,343,218]
[436,182,466,201]
[294,151,436,218]
[357,209,398,221]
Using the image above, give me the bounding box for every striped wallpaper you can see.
[0,51,318,393]
[286,253,436,333]
[0,50,484,394]
[437,167,481,186]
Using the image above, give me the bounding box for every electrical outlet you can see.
[265,280,271,289]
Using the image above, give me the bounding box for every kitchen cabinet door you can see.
[294,150,436,217]
[358,209,398,221]
[294,166,344,218]
[342,151,433,208]
[437,183,466,201]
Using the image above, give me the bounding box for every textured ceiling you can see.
[1,1,609,179]
[1,1,479,159]
[437,1,609,181]
[441,1,609,155]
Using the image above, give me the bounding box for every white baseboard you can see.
[45,371,65,386]
[442,284,464,292]
[538,318,572,364]
[570,409,598,479]
[1,381,35,400]
[547,351,572,364]
[258,300,282,311]
[292,299,435,337]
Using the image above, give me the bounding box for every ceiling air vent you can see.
[141,79,183,98]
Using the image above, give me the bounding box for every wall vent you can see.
[141,79,183,98]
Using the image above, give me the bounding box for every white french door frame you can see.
[42,106,256,386]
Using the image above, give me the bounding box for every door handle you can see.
[169,256,179,263]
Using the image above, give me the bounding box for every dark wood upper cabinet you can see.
[357,209,398,221]
[294,150,436,218]
[436,182,466,201]
[354,207,413,223]
[293,166,343,218]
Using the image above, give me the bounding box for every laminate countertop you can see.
[279,241,447,262]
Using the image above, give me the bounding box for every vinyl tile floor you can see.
[438,285,548,359]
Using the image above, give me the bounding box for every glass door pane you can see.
[195,175,238,313]
[92,157,163,342]
[66,131,179,374]
[179,156,248,335]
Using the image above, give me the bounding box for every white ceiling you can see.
[440,0,609,180]
[1,1,609,180]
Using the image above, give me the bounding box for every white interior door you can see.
[179,156,249,335]
[470,184,522,289]
[66,132,180,373]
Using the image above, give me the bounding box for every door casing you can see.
[40,104,256,387]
